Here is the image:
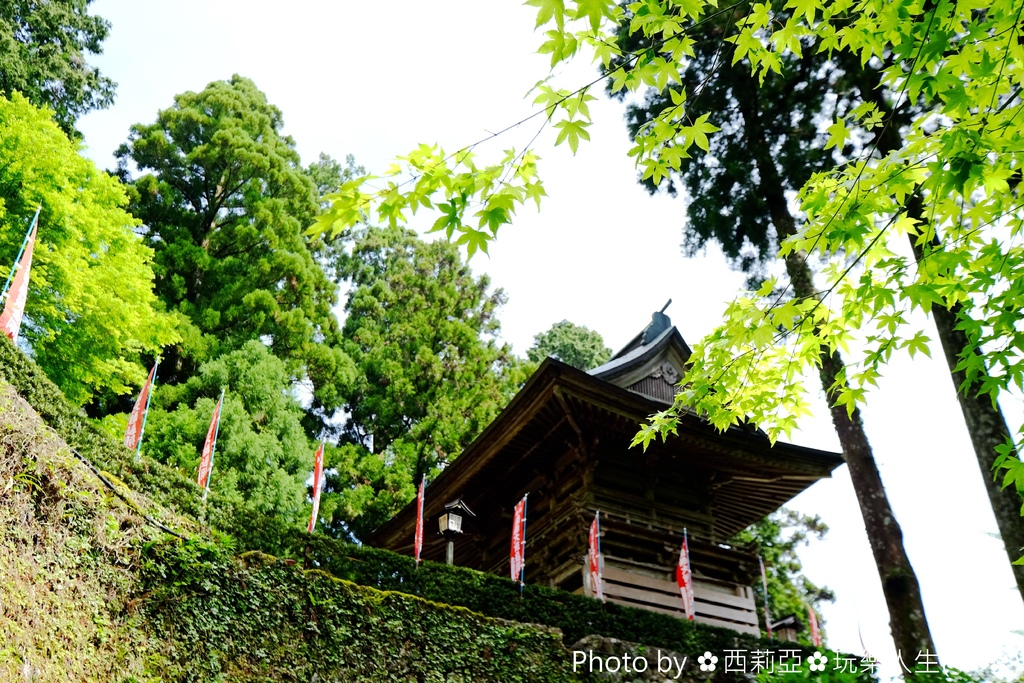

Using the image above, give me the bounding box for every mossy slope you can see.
[0,386,153,680]
[0,381,580,682]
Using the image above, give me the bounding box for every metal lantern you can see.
[438,498,475,565]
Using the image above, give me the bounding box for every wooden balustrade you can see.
[587,564,760,636]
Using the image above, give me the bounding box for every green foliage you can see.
[759,662,1007,683]
[757,664,875,683]
[325,226,523,540]
[528,319,612,370]
[0,0,115,136]
[255,532,779,666]
[0,93,176,406]
[733,510,834,645]
[142,341,313,521]
[310,144,545,256]
[116,75,354,417]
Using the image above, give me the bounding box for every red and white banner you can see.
[0,224,37,341]
[125,362,158,451]
[510,495,528,585]
[675,530,695,620]
[308,441,325,533]
[808,604,821,647]
[197,391,224,493]
[414,477,425,563]
[588,513,603,600]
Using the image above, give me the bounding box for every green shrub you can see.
[278,535,769,656]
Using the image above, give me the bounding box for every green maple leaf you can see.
[904,332,931,359]
[575,0,612,30]
[554,119,591,153]
[825,118,848,150]
[690,112,719,152]
[430,201,463,238]
[785,0,819,23]
[456,228,491,257]
[526,0,565,28]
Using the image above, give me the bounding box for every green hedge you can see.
[282,534,768,656]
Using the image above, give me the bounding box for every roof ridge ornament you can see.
[642,300,673,346]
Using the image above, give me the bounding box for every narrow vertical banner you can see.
[675,528,695,620]
[197,389,225,501]
[808,604,821,648]
[759,556,773,638]
[0,217,39,341]
[510,494,528,588]
[414,477,426,564]
[0,206,39,301]
[307,440,326,533]
[125,359,159,459]
[588,512,603,601]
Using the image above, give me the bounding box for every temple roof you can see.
[590,308,692,403]
[367,354,844,552]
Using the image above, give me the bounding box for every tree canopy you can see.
[610,5,856,281]
[116,75,354,417]
[0,0,116,136]
[322,226,523,540]
[141,340,313,521]
[0,92,175,405]
[528,319,611,371]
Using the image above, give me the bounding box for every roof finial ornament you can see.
[642,302,674,345]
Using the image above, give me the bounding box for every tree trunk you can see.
[787,249,938,666]
[904,197,1024,601]
[858,68,1024,602]
[734,72,938,667]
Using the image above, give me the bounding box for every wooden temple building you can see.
[367,310,844,635]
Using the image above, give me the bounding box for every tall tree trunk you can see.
[859,72,1024,602]
[735,73,939,667]
[786,249,938,665]
[905,197,1024,600]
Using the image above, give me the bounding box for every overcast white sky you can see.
[77,1,1023,678]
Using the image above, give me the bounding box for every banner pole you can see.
[682,527,692,618]
[414,475,426,567]
[596,510,603,601]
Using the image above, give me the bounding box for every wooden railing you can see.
[596,564,760,636]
